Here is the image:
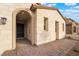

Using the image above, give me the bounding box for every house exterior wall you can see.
[72,22,77,33]
[0,4,66,55]
[66,24,72,34]
[24,19,32,41]
[0,5,13,55]
[0,3,32,55]
[65,18,78,34]
[77,25,79,33]
[66,24,77,34]
[36,9,65,45]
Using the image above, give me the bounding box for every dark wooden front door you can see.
[16,23,24,38]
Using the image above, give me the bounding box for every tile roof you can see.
[31,4,58,10]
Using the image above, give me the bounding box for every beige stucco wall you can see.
[36,9,65,45]
[72,22,77,33]
[25,19,32,41]
[0,3,66,55]
[77,25,79,33]
[0,3,32,55]
[0,5,13,55]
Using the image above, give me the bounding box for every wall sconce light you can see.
[0,17,7,25]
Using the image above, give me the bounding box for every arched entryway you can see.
[12,8,35,49]
[16,10,32,44]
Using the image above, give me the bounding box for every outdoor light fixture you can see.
[0,17,7,25]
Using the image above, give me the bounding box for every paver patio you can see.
[2,37,77,56]
[66,33,79,56]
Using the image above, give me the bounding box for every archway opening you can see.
[16,10,32,45]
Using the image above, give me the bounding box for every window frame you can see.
[44,17,48,31]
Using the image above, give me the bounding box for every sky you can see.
[42,3,79,23]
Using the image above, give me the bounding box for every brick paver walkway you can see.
[66,33,79,56]
[2,38,77,56]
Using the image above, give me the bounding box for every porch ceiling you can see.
[16,10,31,21]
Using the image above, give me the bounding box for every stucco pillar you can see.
[12,11,16,49]
[31,11,37,45]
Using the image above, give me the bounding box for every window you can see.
[44,17,48,31]
[63,23,64,31]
